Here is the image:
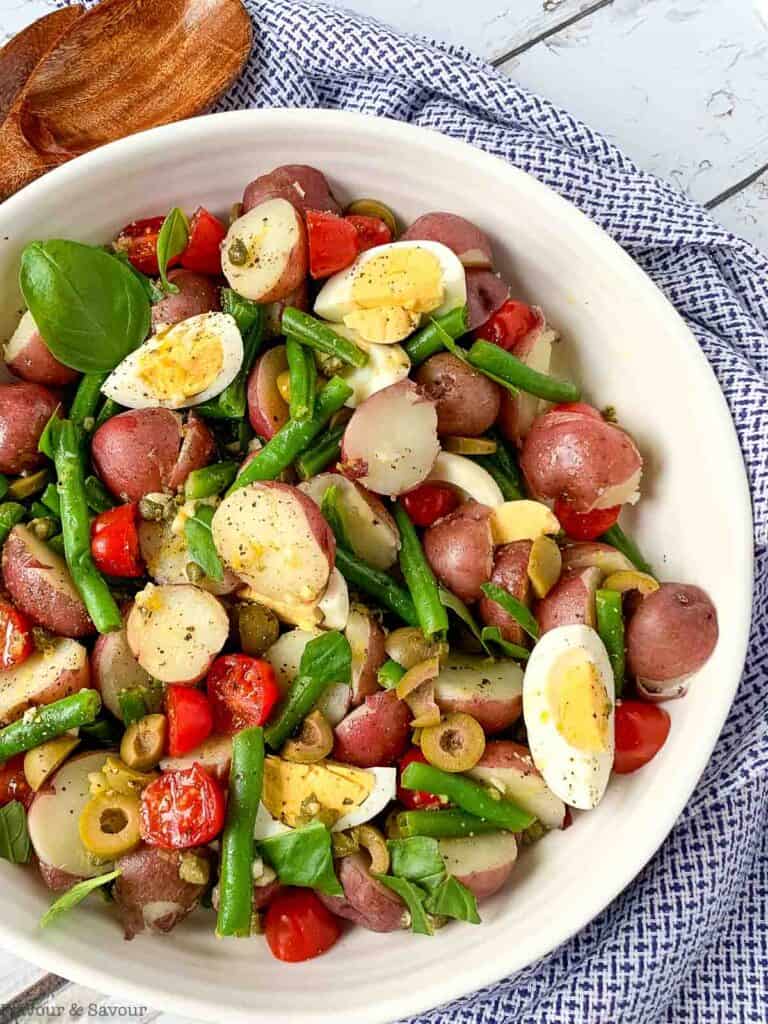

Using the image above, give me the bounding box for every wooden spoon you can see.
[0,0,252,201]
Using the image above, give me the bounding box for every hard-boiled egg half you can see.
[330,324,410,408]
[523,624,615,810]
[314,240,466,344]
[102,312,243,410]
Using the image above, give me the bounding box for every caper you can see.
[28,517,58,541]
[313,350,343,377]
[138,494,171,521]
[227,237,249,266]
[232,601,279,657]
[420,712,486,773]
[281,710,333,764]
[344,198,398,237]
[186,561,205,583]
[179,851,210,885]
[120,714,167,771]
[79,792,141,859]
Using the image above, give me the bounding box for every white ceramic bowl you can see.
[0,109,752,1024]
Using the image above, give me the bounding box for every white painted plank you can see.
[711,171,768,255]
[498,0,768,206]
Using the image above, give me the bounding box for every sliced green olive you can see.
[120,714,167,771]
[385,628,448,670]
[344,198,398,237]
[352,824,389,875]
[8,469,50,500]
[281,709,333,764]
[79,792,141,859]
[421,712,486,773]
[232,601,280,657]
[332,830,359,859]
[23,735,80,792]
[89,754,158,796]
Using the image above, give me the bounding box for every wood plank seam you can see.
[491,0,614,65]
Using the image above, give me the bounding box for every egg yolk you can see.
[343,306,421,344]
[137,324,223,404]
[549,650,611,753]
[350,247,444,314]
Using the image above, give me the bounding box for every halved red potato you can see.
[477,540,533,645]
[138,518,239,595]
[4,310,80,387]
[0,381,60,474]
[346,606,386,706]
[265,627,351,725]
[520,405,643,512]
[151,269,220,328]
[28,750,113,885]
[2,525,94,637]
[423,501,494,603]
[92,408,214,502]
[317,568,350,630]
[414,353,501,437]
[126,583,229,683]
[400,212,493,268]
[497,311,555,442]
[333,690,411,767]
[114,845,209,940]
[91,621,152,720]
[0,637,89,726]
[242,164,341,216]
[434,655,523,734]
[265,280,310,339]
[468,741,566,829]
[438,832,518,901]
[160,733,233,782]
[247,345,289,439]
[318,852,407,932]
[222,199,308,303]
[536,566,601,635]
[300,472,400,570]
[560,541,635,577]
[627,583,718,700]
[341,380,439,496]
[465,269,510,331]
[212,482,335,615]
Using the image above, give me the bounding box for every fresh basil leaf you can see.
[374,874,433,935]
[480,626,530,661]
[299,630,352,687]
[118,689,147,726]
[0,801,31,864]
[109,248,164,303]
[425,875,481,924]
[40,869,121,928]
[20,240,150,373]
[418,870,448,893]
[195,300,265,420]
[321,484,352,549]
[480,583,540,640]
[259,821,342,896]
[37,407,63,458]
[184,503,224,582]
[79,716,124,747]
[221,289,262,337]
[156,208,190,293]
[388,836,444,882]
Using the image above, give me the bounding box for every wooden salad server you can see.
[0,0,252,201]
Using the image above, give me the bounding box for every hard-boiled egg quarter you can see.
[523,624,615,810]
[314,240,467,344]
[102,312,243,410]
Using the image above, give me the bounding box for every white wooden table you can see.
[0,0,765,1019]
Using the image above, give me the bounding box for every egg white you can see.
[523,624,615,810]
[102,312,243,410]
[330,325,410,408]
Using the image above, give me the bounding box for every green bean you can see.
[228,377,352,493]
[94,398,122,430]
[84,475,114,514]
[335,546,418,626]
[397,809,503,839]
[595,589,626,696]
[480,582,540,641]
[377,659,406,689]
[184,461,238,500]
[599,522,653,576]
[294,424,345,481]
[467,340,580,403]
[282,308,367,368]
[401,762,535,832]
[285,335,316,420]
[487,429,524,493]
[196,299,266,420]
[221,288,263,337]
[118,689,147,727]
[0,475,8,501]
[404,306,469,365]
[54,421,121,633]
[393,503,448,639]
[0,690,101,762]
[469,454,522,501]
[264,671,336,752]
[41,484,61,517]
[217,726,264,937]
[69,374,108,429]
[0,503,25,545]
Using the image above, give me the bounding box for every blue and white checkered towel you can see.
[217,3,768,1022]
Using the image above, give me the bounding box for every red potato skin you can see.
[2,526,94,637]
[477,540,533,644]
[151,269,220,328]
[536,566,601,635]
[0,382,59,475]
[400,212,493,268]
[247,346,289,439]
[434,677,521,735]
[0,658,90,727]
[38,860,84,893]
[114,846,209,940]
[520,406,642,513]
[318,853,406,932]
[627,583,718,690]
[414,353,501,437]
[266,279,310,338]
[423,501,494,603]
[455,861,515,902]
[350,613,387,706]
[496,309,546,442]
[332,690,411,767]
[167,412,215,491]
[465,269,510,332]
[560,541,633,575]
[5,326,79,387]
[242,164,341,217]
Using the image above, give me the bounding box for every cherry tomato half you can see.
[474,299,540,351]
[114,216,179,276]
[180,207,227,276]
[306,210,359,279]
[0,754,33,809]
[397,748,446,811]
[206,654,280,735]
[401,482,460,528]
[345,214,392,252]
[614,701,671,774]
[165,685,214,758]
[0,600,33,671]
[90,503,144,578]
[554,497,621,541]
[264,888,341,962]
[139,763,225,849]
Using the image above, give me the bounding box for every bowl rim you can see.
[0,107,754,1023]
